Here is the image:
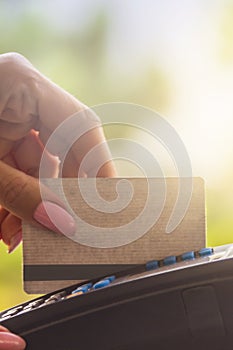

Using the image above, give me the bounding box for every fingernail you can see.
[8,231,22,254]
[0,332,26,350]
[33,201,76,237]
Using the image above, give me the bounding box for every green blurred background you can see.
[0,0,233,310]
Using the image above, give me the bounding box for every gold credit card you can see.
[23,177,206,294]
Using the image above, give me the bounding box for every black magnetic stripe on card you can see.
[24,264,137,281]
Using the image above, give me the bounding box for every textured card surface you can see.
[23,177,206,294]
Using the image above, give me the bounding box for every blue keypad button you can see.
[93,279,111,290]
[181,251,195,261]
[71,288,85,294]
[146,260,159,271]
[163,255,177,266]
[199,247,213,257]
[104,275,116,282]
[72,283,91,294]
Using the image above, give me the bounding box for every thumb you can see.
[0,161,76,237]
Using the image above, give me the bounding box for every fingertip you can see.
[0,331,26,350]
[33,201,76,238]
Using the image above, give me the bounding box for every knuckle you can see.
[4,52,28,65]
[1,52,34,77]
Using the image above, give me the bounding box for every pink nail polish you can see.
[0,332,26,350]
[8,231,22,254]
[33,201,76,238]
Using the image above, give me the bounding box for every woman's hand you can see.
[0,326,26,350]
[0,52,116,252]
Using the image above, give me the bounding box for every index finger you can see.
[37,80,116,177]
